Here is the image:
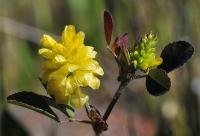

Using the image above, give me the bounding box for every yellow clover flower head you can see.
[38,25,104,108]
[130,32,163,71]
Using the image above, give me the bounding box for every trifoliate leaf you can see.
[158,41,194,72]
[146,68,171,96]
[7,91,59,122]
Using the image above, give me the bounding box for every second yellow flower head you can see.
[39,25,104,108]
[131,33,163,71]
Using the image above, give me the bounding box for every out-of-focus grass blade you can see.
[1,110,30,136]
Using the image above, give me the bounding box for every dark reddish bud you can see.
[112,33,129,56]
[85,105,108,133]
[104,10,113,45]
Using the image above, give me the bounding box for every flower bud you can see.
[130,32,163,71]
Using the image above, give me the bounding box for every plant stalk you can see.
[93,80,130,135]
[103,80,130,121]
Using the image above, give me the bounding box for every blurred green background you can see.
[0,0,199,136]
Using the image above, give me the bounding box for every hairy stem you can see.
[103,80,130,121]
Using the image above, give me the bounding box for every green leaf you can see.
[7,91,59,122]
[66,104,75,118]
[146,68,171,96]
[1,110,30,136]
[41,96,75,118]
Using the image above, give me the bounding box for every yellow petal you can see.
[80,46,97,59]
[79,60,96,70]
[94,65,104,76]
[71,71,88,87]
[42,60,61,70]
[72,31,85,47]
[53,54,67,64]
[87,75,100,89]
[61,25,76,46]
[70,46,96,64]
[73,71,100,89]
[67,63,79,72]
[64,77,75,95]
[41,70,54,83]
[52,43,67,55]
[38,48,55,59]
[54,88,69,104]
[50,64,69,76]
[71,88,89,108]
[40,35,57,49]
[47,75,65,95]
[79,60,104,76]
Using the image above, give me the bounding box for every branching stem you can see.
[103,80,130,121]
